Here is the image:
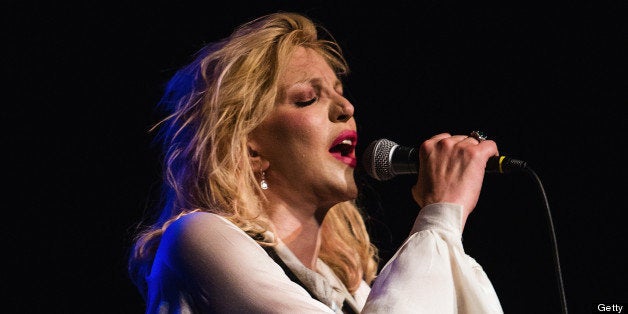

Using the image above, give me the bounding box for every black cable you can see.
[524,166,569,314]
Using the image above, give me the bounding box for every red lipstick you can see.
[329,130,357,168]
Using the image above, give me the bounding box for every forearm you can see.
[362,203,503,313]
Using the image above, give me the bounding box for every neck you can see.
[269,206,326,270]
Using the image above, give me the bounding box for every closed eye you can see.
[295,97,317,107]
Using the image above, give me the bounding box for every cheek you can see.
[265,110,325,143]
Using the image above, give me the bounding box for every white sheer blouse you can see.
[145,203,503,313]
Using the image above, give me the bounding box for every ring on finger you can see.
[469,130,487,142]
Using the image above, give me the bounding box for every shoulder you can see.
[165,210,253,242]
[159,211,259,262]
[168,211,243,238]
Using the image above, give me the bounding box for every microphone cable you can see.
[522,165,569,314]
[489,151,568,313]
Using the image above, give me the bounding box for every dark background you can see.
[4,1,627,313]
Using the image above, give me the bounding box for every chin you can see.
[328,182,358,206]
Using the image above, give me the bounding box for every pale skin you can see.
[247,47,499,270]
[413,133,499,228]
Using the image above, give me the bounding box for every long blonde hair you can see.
[128,12,378,298]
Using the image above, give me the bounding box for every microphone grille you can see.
[363,138,397,181]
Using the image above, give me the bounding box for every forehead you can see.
[279,47,337,85]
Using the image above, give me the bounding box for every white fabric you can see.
[145,203,503,313]
[362,203,504,313]
[271,238,362,313]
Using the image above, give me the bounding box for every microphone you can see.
[362,138,528,181]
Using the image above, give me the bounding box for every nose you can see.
[330,95,354,122]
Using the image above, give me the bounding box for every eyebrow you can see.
[296,77,343,90]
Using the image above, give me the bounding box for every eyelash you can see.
[295,97,317,107]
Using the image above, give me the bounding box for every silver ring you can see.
[469,130,487,142]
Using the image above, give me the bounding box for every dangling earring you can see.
[260,169,268,190]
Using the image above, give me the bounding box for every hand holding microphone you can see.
[362,133,527,181]
[362,131,527,226]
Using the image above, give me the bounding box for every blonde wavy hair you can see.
[128,12,378,299]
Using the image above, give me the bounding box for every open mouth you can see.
[329,130,357,167]
[330,139,355,156]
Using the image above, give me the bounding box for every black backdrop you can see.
[5,1,627,313]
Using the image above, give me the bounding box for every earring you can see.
[260,170,268,190]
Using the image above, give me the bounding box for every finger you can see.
[428,132,452,141]
[450,135,471,142]
[463,135,482,145]
[438,134,474,145]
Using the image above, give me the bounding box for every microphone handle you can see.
[389,146,527,176]
[486,155,528,173]
[390,145,419,175]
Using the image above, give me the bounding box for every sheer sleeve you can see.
[145,204,503,313]
[145,212,335,313]
[362,203,504,313]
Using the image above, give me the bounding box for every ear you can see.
[247,142,269,171]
